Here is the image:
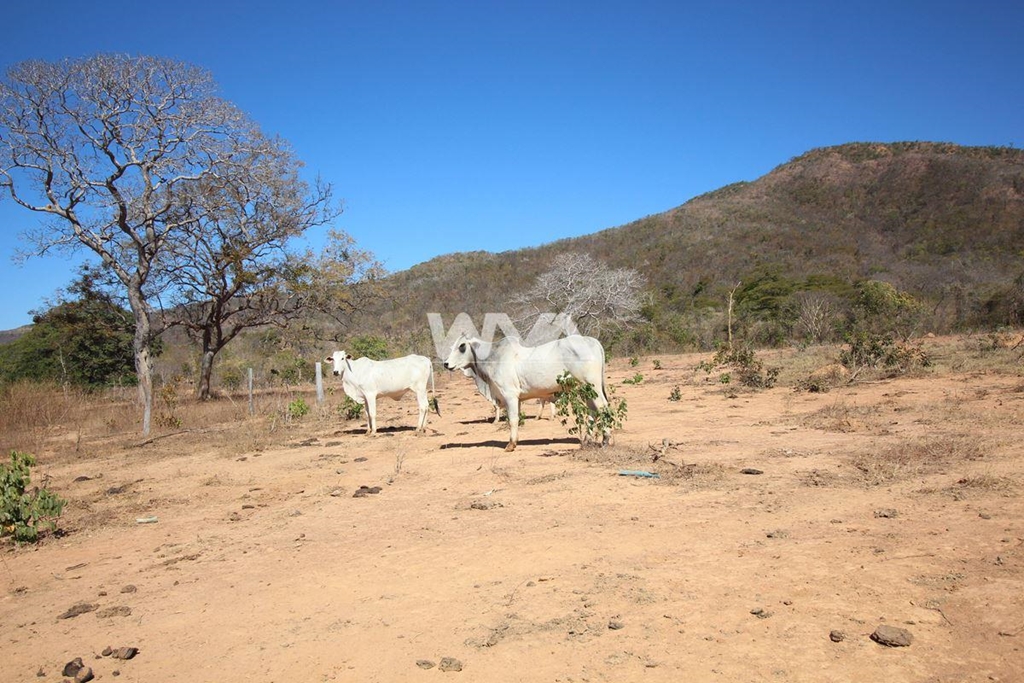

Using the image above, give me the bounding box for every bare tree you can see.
[0,55,288,433]
[510,252,647,337]
[793,291,839,343]
[155,130,378,399]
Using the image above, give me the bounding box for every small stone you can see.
[354,457,368,462]
[608,619,625,630]
[871,624,913,647]
[62,658,84,677]
[112,647,139,660]
[438,657,463,672]
[58,603,99,619]
[979,512,992,520]
[874,508,898,519]
[740,468,764,475]
[96,606,132,618]
[101,647,113,657]
[330,488,343,497]
[75,666,94,683]
[120,585,137,594]
[750,608,773,619]
[416,660,435,669]
[829,630,846,642]
[766,529,789,539]
[36,668,45,678]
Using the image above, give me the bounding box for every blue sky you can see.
[1,0,1021,329]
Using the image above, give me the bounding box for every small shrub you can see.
[629,356,640,367]
[698,345,779,389]
[652,360,662,370]
[840,332,931,376]
[499,409,526,427]
[287,398,310,420]
[622,373,644,385]
[668,386,682,402]
[340,396,364,420]
[1,451,66,543]
[554,372,627,447]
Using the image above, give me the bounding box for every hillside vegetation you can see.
[356,142,1024,355]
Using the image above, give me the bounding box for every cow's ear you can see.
[325,356,333,363]
[345,353,353,360]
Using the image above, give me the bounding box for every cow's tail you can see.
[429,365,441,416]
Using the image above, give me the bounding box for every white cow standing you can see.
[443,334,609,451]
[462,367,555,423]
[325,351,437,434]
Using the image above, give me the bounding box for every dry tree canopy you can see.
[509,252,647,337]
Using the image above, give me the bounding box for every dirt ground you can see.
[2,341,1023,682]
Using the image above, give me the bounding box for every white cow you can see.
[463,367,555,423]
[443,335,609,451]
[325,351,437,434]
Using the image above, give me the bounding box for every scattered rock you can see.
[416,660,436,669]
[766,529,789,539]
[73,475,94,483]
[96,606,132,618]
[871,624,913,647]
[135,516,158,524]
[354,457,368,462]
[353,485,382,498]
[58,603,99,619]
[111,647,139,660]
[829,630,846,642]
[329,488,344,497]
[75,666,94,683]
[101,646,113,657]
[470,500,503,510]
[979,512,992,520]
[740,468,764,475]
[874,508,898,519]
[106,484,128,495]
[750,608,773,619]
[36,667,45,678]
[62,658,85,677]
[608,619,625,630]
[120,585,137,594]
[438,657,463,672]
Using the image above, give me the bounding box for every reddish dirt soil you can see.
[3,344,1023,682]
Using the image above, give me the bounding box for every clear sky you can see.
[1,0,1021,329]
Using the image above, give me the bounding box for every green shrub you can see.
[554,372,627,447]
[349,335,389,361]
[287,398,310,420]
[340,396,364,420]
[668,386,682,401]
[1,451,66,543]
[698,345,780,389]
[622,373,644,385]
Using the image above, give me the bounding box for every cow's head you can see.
[442,336,475,371]
[325,350,352,376]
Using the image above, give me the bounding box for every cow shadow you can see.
[458,418,498,425]
[338,425,417,436]
[439,437,578,450]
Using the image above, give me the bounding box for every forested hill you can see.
[362,142,1024,347]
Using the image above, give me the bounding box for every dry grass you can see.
[802,398,883,433]
[850,435,985,486]
[571,442,726,487]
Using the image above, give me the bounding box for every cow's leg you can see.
[364,395,377,435]
[415,389,429,432]
[503,393,520,451]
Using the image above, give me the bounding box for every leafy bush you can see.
[1,451,66,543]
[554,372,627,447]
[698,345,780,389]
[668,386,682,401]
[349,335,389,361]
[287,398,310,420]
[839,332,931,375]
[340,396,364,420]
[622,373,644,385]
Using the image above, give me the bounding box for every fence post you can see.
[248,368,254,416]
[315,362,325,405]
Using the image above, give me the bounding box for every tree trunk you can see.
[127,285,154,436]
[197,348,216,400]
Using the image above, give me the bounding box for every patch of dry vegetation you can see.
[571,442,725,487]
[850,435,985,486]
